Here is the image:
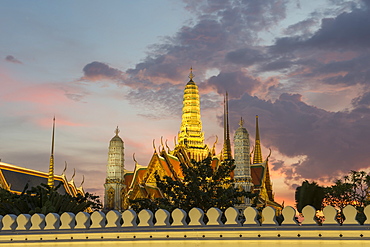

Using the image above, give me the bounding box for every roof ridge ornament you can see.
[133,153,138,164]
[62,161,67,175]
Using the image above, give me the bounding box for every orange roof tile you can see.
[159,156,172,177]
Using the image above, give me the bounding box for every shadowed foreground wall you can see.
[0,205,369,246]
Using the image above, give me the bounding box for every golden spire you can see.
[178,67,209,161]
[48,116,55,188]
[253,115,263,164]
[223,92,232,160]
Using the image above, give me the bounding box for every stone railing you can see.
[0,205,369,246]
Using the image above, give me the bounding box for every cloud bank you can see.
[79,0,370,185]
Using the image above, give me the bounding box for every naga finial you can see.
[153,139,156,152]
[267,148,272,160]
[160,136,164,150]
[133,153,137,164]
[80,175,85,187]
[62,161,67,175]
[71,168,76,180]
[165,139,171,153]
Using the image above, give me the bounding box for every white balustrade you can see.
[225,207,240,226]
[75,212,90,229]
[91,211,106,228]
[244,206,260,225]
[171,208,187,226]
[138,209,154,227]
[45,213,60,230]
[30,213,45,230]
[261,206,278,225]
[16,214,31,230]
[206,207,223,226]
[106,210,121,228]
[155,209,170,227]
[188,207,205,226]
[122,209,137,227]
[0,205,369,231]
[60,212,76,229]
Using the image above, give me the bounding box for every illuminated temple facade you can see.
[103,69,281,211]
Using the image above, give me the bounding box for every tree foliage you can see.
[295,170,370,224]
[323,170,370,209]
[295,180,325,213]
[0,183,101,215]
[130,157,254,213]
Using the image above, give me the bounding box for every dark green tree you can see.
[0,183,101,215]
[130,157,254,213]
[295,180,325,213]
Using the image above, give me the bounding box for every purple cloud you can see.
[82,61,123,82]
[5,55,22,64]
[228,92,370,183]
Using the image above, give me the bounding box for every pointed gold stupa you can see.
[223,92,232,160]
[253,115,263,164]
[47,117,55,187]
[177,68,209,161]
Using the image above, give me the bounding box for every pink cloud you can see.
[3,84,68,105]
[35,117,85,128]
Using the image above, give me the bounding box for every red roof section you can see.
[251,165,264,187]
[124,173,134,188]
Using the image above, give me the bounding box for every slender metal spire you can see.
[115,126,120,136]
[223,92,232,160]
[48,116,55,188]
[253,115,263,164]
[188,67,194,81]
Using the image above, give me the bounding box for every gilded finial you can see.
[153,139,156,153]
[80,175,85,187]
[188,67,194,81]
[160,136,164,150]
[62,161,67,175]
[133,153,137,164]
[71,168,76,180]
[165,139,171,153]
[267,148,272,160]
[115,126,120,136]
[239,117,244,127]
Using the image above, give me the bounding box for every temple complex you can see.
[103,68,281,212]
